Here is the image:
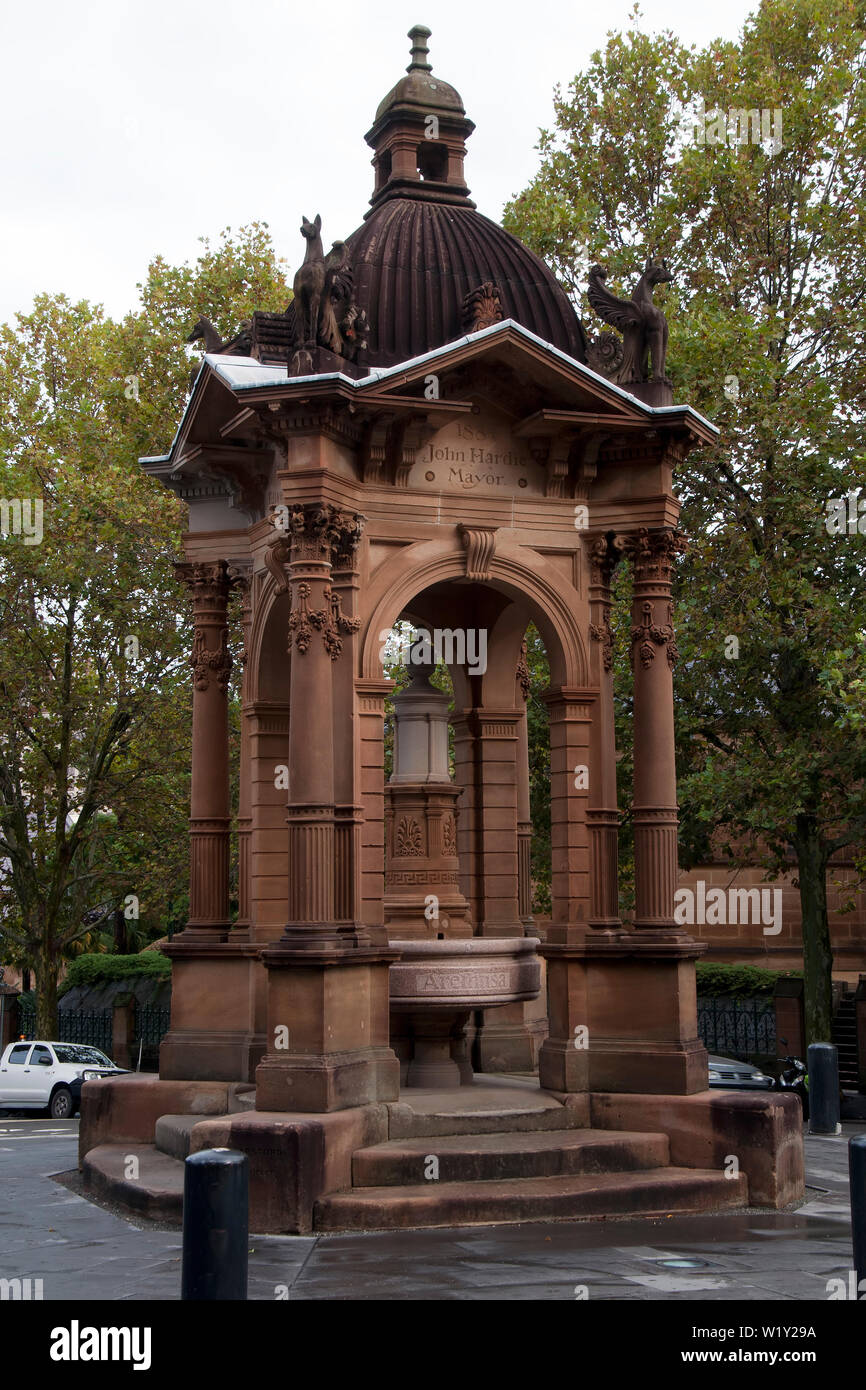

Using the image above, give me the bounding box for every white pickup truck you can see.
[0,1040,126,1118]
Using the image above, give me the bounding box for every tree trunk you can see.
[35,948,59,1039]
[793,814,833,1045]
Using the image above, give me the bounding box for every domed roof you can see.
[346,197,587,367]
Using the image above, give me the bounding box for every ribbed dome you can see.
[346,198,587,368]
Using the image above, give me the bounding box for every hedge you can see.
[696,962,801,997]
[60,952,171,994]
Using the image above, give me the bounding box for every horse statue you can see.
[586,258,673,384]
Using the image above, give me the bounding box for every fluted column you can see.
[624,527,687,930]
[278,505,363,944]
[587,535,623,931]
[175,559,240,940]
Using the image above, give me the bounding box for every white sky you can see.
[0,0,758,328]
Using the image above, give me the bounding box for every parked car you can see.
[0,1041,127,1118]
[707,1053,774,1091]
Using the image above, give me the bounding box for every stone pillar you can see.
[471,710,522,937]
[624,527,686,931]
[161,559,261,1083]
[255,505,399,1113]
[236,574,253,936]
[474,653,546,1075]
[173,560,238,940]
[587,535,623,931]
[516,641,534,932]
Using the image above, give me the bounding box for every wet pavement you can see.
[0,1116,860,1300]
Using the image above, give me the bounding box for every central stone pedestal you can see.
[390,936,541,1086]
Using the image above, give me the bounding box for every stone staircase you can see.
[315,1103,746,1231]
[82,1079,748,1231]
[831,992,860,1090]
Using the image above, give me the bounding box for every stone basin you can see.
[389,937,541,1009]
[389,938,541,1087]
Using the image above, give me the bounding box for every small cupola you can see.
[365,25,475,208]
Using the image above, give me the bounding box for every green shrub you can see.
[696,962,801,997]
[61,952,171,993]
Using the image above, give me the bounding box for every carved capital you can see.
[588,533,626,588]
[174,559,240,606]
[622,527,687,585]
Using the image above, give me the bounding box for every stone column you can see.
[256,504,399,1112]
[174,560,239,940]
[161,559,261,1083]
[587,535,623,931]
[515,641,534,933]
[236,573,253,936]
[624,527,687,931]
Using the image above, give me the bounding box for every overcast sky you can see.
[0,0,759,328]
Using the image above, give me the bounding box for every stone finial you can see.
[407,24,432,71]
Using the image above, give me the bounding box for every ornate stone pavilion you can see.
[80,27,803,1232]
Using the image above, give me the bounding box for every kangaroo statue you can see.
[293,214,325,352]
[586,258,674,383]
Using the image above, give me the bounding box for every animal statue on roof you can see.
[186,316,225,353]
[586,258,674,384]
[291,217,369,371]
[292,214,326,370]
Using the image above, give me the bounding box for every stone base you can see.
[78,1073,253,1163]
[591,1089,805,1209]
[540,929,707,1095]
[472,1000,548,1074]
[159,939,265,1083]
[255,1047,400,1112]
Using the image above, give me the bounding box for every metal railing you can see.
[697,995,775,1060]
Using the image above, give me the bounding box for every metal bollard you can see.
[850,1134,866,1294]
[182,1148,248,1300]
[808,1042,840,1134]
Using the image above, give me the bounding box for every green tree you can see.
[505,0,866,1042]
[0,226,291,1035]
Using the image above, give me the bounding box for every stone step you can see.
[83,1143,184,1222]
[155,1114,204,1160]
[352,1128,670,1186]
[386,1081,585,1138]
[315,1166,749,1232]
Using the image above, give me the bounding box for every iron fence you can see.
[132,1005,171,1069]
[697,995,775,1060]
[15,1003,113,1056]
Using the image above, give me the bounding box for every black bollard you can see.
[182,1148,248,1300]
[808,1042,840,1135]
[850,1134,866,1295]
